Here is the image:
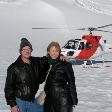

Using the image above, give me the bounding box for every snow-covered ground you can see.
[1,58,112,112]
[0,0,112,112]
[74,63,112,112]
[75,0,112,16]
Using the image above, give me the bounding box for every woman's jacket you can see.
[44,60,78,105]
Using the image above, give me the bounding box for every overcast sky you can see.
[0,0,112,58]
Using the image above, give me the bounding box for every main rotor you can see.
[76,24,112,35]
[32,24,112,34]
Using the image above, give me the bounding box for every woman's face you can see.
[48,46,60,59]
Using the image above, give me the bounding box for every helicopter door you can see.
[78,42,84,50]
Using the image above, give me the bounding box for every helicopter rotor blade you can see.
[76,28,86,30]
[77,27,97,31]
[96,24,112,29]
[76,24,112,31]
[95,29,112,33]
[32,27,67,29]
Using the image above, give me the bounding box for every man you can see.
[4,38,47,112]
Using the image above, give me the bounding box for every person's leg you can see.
[53,97,72,112]
[34,98,44,112]
[44,96,52,112]
[16,98,26,112]
[53,92,72,112]
[27,100,43,112]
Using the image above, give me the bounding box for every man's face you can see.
[21,46,32,59]
[48,46,59,59]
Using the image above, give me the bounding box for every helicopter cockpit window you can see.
[65,45,71,49]
[86,42,93,50]
[74,42,79,50]
[78,42,84,50]
[69,41,79,50]
[64,41,75,49]
[64,40,81,50]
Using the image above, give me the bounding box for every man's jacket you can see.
[4,56,47,107]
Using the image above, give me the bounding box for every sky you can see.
[0,0,112,57]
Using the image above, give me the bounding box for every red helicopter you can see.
[61,24,112,62]
[32,24,112,63]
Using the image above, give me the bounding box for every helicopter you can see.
[61,24,112,62]
[32,24,112,64]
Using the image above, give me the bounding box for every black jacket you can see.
[44,60,78,112]
[4,56,47,107]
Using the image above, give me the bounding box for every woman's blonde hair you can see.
[47,41,61,56]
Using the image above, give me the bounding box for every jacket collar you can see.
[15,55,32,65]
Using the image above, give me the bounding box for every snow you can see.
[1,60,112,112]
[75,0,112,16]
[73,64,112,112]
[0,0,112,112]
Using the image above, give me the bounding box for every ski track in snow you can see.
[74,0,112,16]
[0,0,31,5]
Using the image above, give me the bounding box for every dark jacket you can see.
[44,60,78,112]
[4,55,47,107]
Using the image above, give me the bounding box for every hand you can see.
[72,105,75,111]
[75,98,78,105]
[11,106,19,112]
[60,55,67,61]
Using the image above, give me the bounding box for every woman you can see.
[44,41,78,112]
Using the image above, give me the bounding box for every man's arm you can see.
[39,56,50,84]
[4,64,17,108]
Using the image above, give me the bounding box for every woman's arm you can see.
[65,63,78,105]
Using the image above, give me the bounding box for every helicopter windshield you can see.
[64,40,84,50]
[63,40,83,50]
